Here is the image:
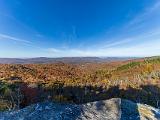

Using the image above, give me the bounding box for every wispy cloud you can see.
[0,33,46,51]
[103,28,160,48]
[47,48,62,53]
[46,28,160,57]
[84,1,160,52]
[93,1,160,52]
[0,33,31,43]
[126,1,160,28]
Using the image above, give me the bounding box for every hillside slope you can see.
[0,98,160,120]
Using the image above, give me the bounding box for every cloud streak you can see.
[46,27,160,57]
[0,33,47,52]
[0,33,31,43]
[126,1,160,28]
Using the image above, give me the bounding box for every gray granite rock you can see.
[0,98,160,120]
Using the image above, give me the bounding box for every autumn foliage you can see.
[0,57,160,111]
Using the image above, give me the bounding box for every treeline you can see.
[0,80,160,111]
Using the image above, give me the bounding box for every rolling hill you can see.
[0,57,135,64]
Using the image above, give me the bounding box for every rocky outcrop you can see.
[0,98,160,120]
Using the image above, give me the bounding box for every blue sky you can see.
[0,0,160,57]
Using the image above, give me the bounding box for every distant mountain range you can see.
[0,57,136,64]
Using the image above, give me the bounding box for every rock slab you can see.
[0,98,160,120]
